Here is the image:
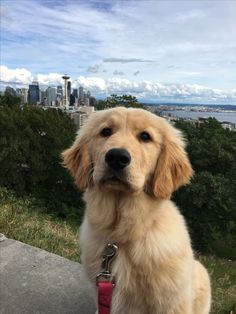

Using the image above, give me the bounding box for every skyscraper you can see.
[5,86,17,96]
[72,89,78,98]
[57,85,63,97]
[83,92,89,106]
[79,86,84,104]
[21,88,28,104]
[46,87,57,106]
[28,81,40,104]
[16,88,28,104]
[89,96,96,107]
[67,81,71,100]
[40,90,47,106]
[56,86,63,107]
[70,94,76,106]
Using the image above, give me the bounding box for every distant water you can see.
[164,110,236,124]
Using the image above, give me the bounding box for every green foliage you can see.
[176,118,236,176]
[0,99,84,218]
[0,92,21,108]
[1,94,235,259]
[174,119,236,258]
[95,94,144,110]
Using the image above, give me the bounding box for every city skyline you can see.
[0,0,236,104]
[5,80,95,108]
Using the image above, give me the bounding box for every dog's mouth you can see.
[101,175,126,184]
[103,176,124,184]
[100,173,130,190]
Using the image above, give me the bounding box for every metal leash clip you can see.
[96,243,118,286]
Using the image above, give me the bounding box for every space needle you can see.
[62,74,70,109]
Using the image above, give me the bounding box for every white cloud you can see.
[74,76,107,92]
[36,73,64,86]
[0,65,33,84]
[1,65,236,104]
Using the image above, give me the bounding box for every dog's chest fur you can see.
[80,189,194,313]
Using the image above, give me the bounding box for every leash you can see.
[96,243,118,314]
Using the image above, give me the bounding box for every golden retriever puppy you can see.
[62,107,211,314]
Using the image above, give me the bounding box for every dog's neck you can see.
[84,186,163,244]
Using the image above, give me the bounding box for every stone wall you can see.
[0,236,96,314]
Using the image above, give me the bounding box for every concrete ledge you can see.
[0,236,96,314]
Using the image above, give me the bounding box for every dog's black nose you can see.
[105,148,131,170]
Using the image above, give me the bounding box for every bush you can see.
[0,102,83,219]
[174,172,236,258]
[174,119,236,258]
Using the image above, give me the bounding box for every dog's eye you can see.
[100,127,112,137]
[139,131,151,142]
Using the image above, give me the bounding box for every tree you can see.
[174,172,236,257]
[173,119,236,258]
[175,119,236,177]
[95,94,144,110]
[0,101,83,218]
[0,92,21,108]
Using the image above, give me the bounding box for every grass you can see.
[0,187,80,262]
[199,255,236,314]
[0,187,235,313]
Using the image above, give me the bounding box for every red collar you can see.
[96,243,118,314]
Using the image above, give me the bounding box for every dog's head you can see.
[62,107,193,199]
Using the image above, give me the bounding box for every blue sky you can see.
[0,0,236,104]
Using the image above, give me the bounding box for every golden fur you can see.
[62,107,211,314]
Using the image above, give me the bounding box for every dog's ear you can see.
[152,126,193,199]
[62,138,91,191]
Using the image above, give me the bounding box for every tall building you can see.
[70,94,76,106]
[5,86,17,96]
[46,87,57,106]
[67,81,71,100]
[89,96,96,107]
[16,88,22,95]
[16,88,28,104]
[84,91,91,106]
[28,81,40,104]
[83,93,89,106]
[79,86,84,104]
[40,90,47,106]
[57,85,63,97]
[72,89,78,98]
[56,85,63,107]
[21,88,28,104]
